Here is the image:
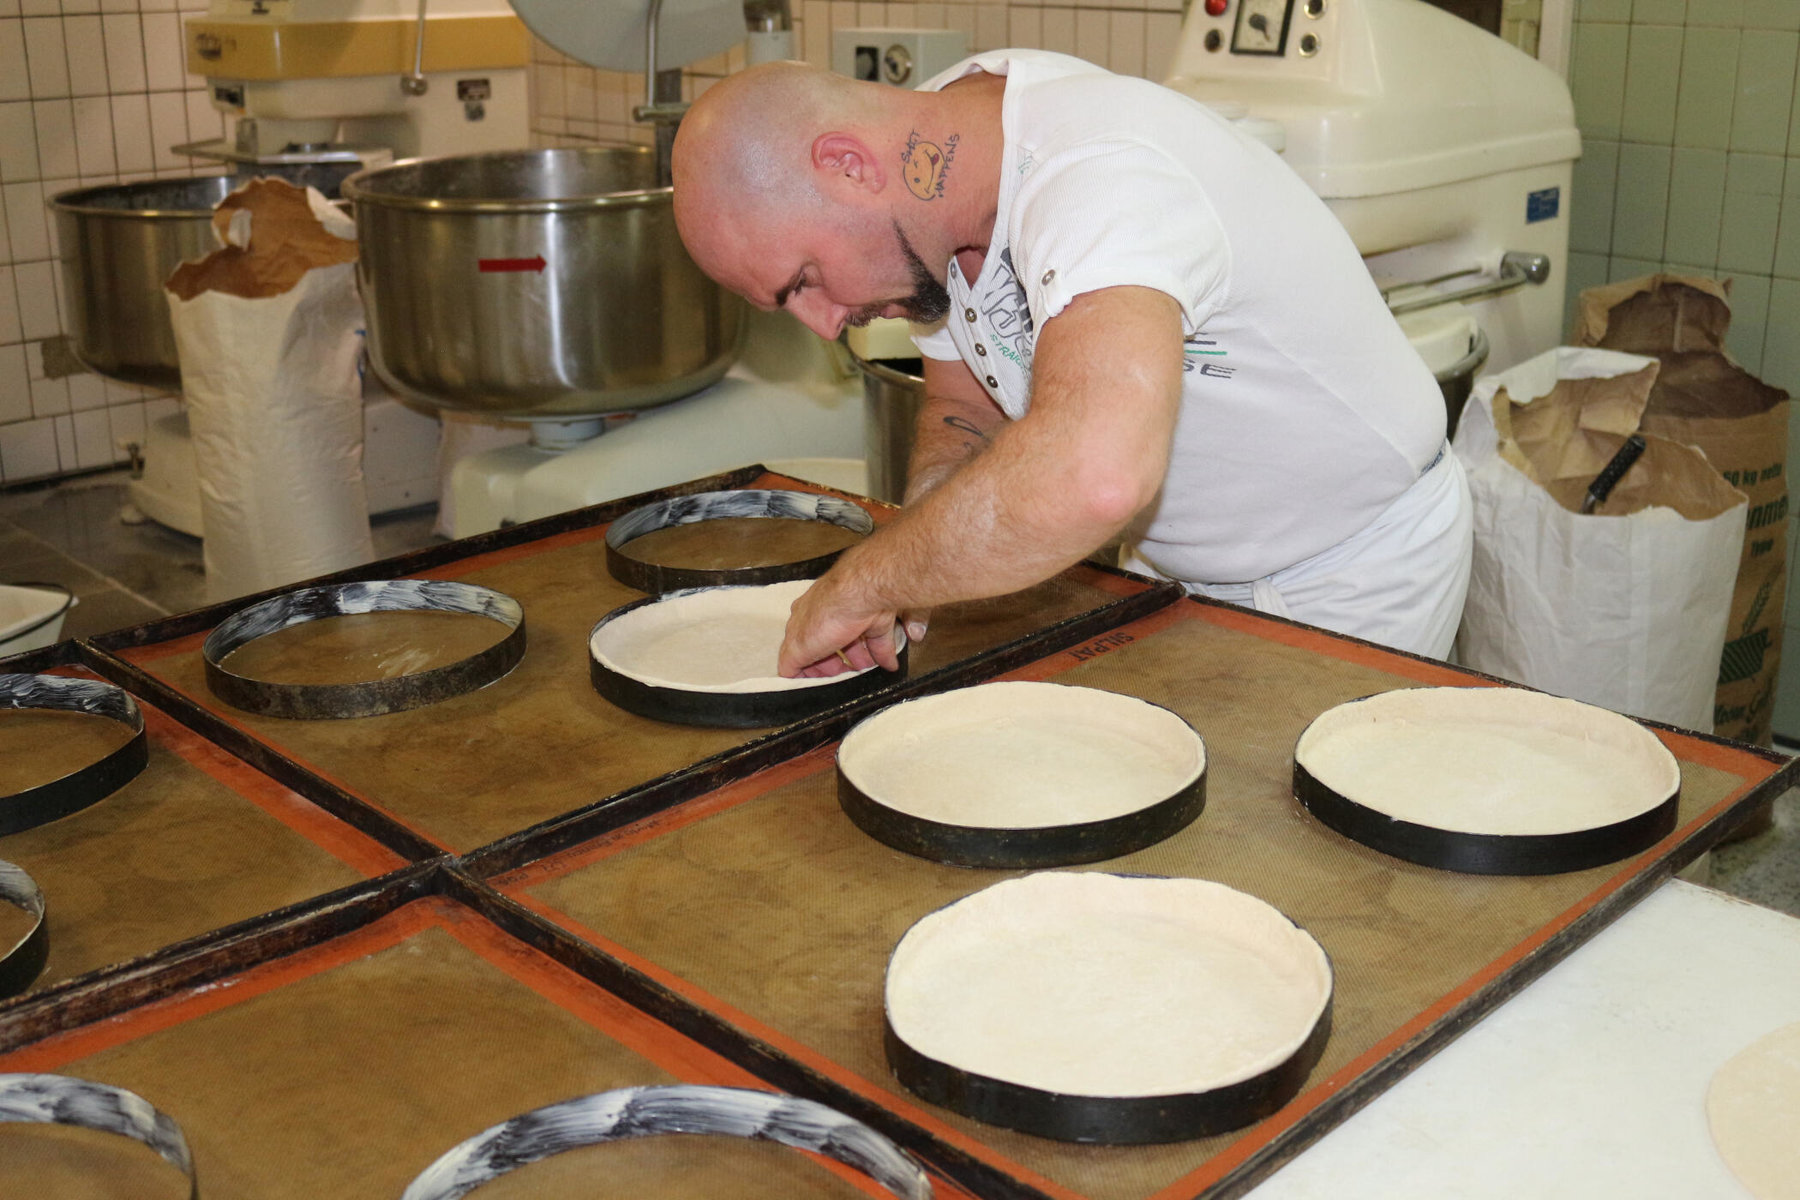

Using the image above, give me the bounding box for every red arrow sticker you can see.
[478,255,547,273]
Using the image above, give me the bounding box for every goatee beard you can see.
[844,221,951,327]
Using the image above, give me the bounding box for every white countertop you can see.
[1248,880,1800,1199]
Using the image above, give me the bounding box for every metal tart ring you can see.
[605,488,875,594]
[588,587,907,729]
[0,673,148,837]
[201,580,527,720]
[400,1085,932,1200]
[0,860,48,1000]
[0,1073,197,1198]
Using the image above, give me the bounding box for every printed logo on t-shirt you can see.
[983,248,1035,371]
[1183,332,1235,379]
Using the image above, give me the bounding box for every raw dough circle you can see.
[590,579,887,693]
[1708,1020,1800,1200]
[885,872,1331,1098]
[1294,687,1679,837]
[838,681,1204,829]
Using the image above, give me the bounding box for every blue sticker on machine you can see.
[1527,186,1561,223]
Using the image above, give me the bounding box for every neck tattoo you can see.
[901,130,960,201]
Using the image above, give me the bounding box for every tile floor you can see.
[0,468,441,638]
[3,469,1797,918]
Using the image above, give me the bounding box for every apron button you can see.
[1041,269,1056,285]
[964,308,977,322]
[985,375,998,387]
[974,344,987,356]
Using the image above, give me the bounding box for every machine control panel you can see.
[1232,0,1293,55]
[1188,0,1330,60]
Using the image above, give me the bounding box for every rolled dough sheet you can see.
[838,681,1204,828]
[1708,1020,1800,1200]
[590,579,886,693]
[1294,687,1679,836]
[885,872,1331,1098]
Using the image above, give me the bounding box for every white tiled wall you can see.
[1560,0,1800,740]
[0,0,220,487]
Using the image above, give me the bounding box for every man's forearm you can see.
[903,392,1000,504]
[778,287,1185,677]
[901,359,1007,505]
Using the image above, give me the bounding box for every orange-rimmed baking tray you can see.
[479,596,1795,1200]
[0,641,404,996]
[88,467,1173,856]
[0,865,978,1199]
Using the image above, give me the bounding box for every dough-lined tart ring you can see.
[1293,686,1680,875]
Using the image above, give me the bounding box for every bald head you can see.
[671,60,1000,338]
[674,62,881,223]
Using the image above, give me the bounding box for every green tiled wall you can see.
[1567,0,1800,739]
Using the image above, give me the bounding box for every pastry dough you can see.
[839,681,1203,828]
[1707,1021,1800,1200]
[591,579,889,693]
[1295,687,1678,836]
[885,873,1330,1098]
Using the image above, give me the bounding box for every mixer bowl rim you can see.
[47,173,250,219]
[341,146,673,214]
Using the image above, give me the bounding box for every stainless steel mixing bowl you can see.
[49,165,358,389]
[341,147,744,419]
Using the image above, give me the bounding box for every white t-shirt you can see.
[913,50,1446,584]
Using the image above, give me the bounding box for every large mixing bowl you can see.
[49,164,358,389]
[341,147,744,419]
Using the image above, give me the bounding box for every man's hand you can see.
[778,568,905,677]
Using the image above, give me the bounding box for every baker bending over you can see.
[671,51,1472,675]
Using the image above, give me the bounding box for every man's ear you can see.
[812,133,886,192]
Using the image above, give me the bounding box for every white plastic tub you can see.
[0,584,77,658]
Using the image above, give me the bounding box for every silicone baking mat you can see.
[488,598,1793,1200]
[102,471,1160,854]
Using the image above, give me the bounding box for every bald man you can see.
[672,50,1472,677]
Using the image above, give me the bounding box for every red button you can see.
[1205,0,1229,15]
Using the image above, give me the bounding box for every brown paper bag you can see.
[1577,274,1790,748]
[164,177,374,602]
[1454,348,1749,732]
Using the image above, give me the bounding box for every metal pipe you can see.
[644,0,664,111]
[401,0,429,95]
[743,0,792,34]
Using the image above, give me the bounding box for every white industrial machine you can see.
[374,0,1579,537]
[832,27,970,87]
[123,0,535,537]
[1164,0,1580,386]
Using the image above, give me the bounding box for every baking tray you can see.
[480,597,1794,1200]
[0,865,975,1200]
[90,468,1174,855]
[0,643,403,996]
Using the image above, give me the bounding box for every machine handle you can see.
[1386,251,1551,317]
